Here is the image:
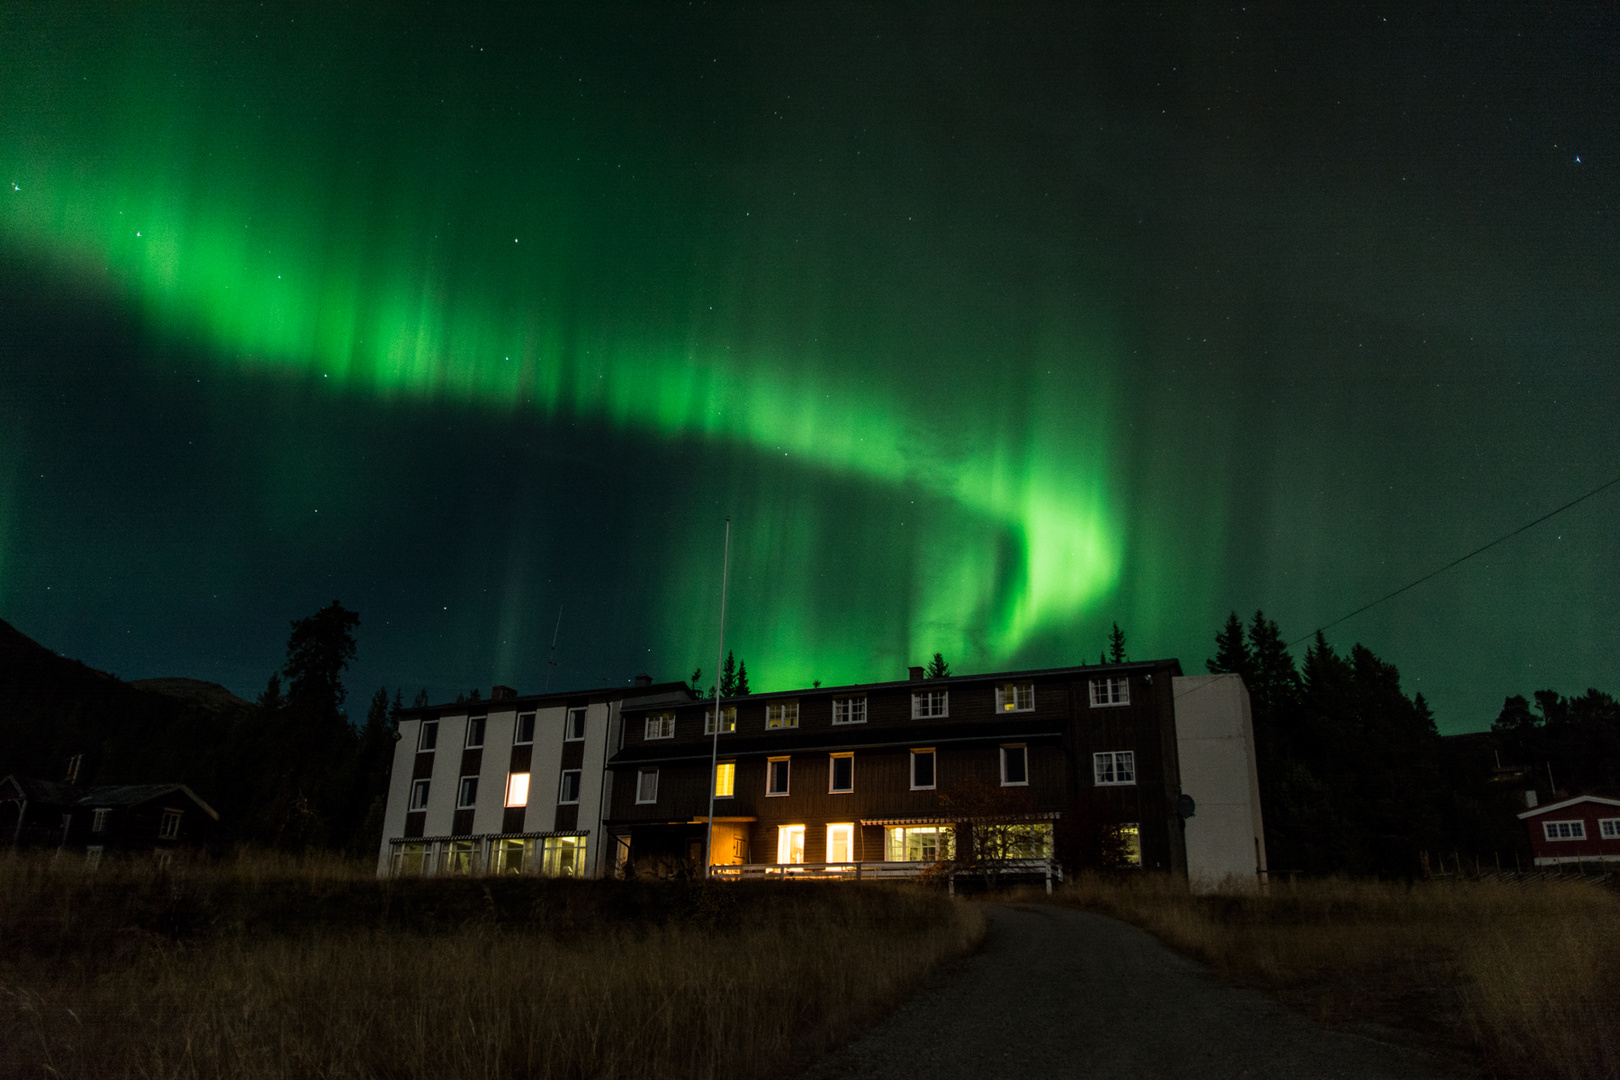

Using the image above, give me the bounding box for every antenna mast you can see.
[543,604,563,692]
[706,518,731,879]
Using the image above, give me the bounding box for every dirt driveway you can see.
[803,903,1459,1080]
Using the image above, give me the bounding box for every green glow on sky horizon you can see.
[0,7,1128,686]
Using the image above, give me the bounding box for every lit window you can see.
[832,697,866,725]
[1601,818,1620,839]
[1113,823,1142,867]
[514,713,536,745]
[493,837,530,875]
[543,835,585,877]
[1544,820,1586,841]
[1094,751,1136,786]
[829,753,854,793]
[1089,678,1129,707]
[1002,822,1054,859]
[90,808,108,833]
[1000,745,1028,786]
[885,825,954,862]
[776,824,805,864]
[418,720,439,752]
[912,690,948,719]
[995,683,1034,712]
[465,715,487,748]
[714,761,735,798]
[456,775,479,809]
[442,840,475,874]
[826,823,855,863]
[558,770,581,804]
[636,768,659,804]
[911,749,936,790]
[705,706,737,735]
[566,707,588,741]
[409,779,431,810]
[394,841,428,876]
[766,701,799,729]
[767,756,791,796]
[645,713,676,740]
[158,809,182,840]
[506,772,531,807]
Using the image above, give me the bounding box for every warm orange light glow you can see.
[505,772,530,807]
[715,761,735,798]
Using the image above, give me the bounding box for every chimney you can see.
[633,673,653,688]
[490,685,517,701]
[908,666,925,681]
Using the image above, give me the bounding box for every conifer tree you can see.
[1107,623,1127,664]
[719,651,738,697]
[1205,611,1252,679]
[926,652,951,678]
[735,660,751,696]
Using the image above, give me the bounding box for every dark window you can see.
[418,720,438,752]
[767,757,791,796]
[409,779,430,810]
[911,750,936,790]
[566,708,588,740]
[457,775,479,809]
[1001,745,1028,786]
[559,770,582,804]
[830,754,854,793]
[514,713,536,744]
[465,716,487,749]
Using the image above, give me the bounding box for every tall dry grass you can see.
[0,851,984,1079]
[1049,873,1620,1080]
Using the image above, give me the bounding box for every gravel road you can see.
[802,903,1458,1080]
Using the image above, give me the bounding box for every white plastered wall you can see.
[524,706,567,833]
[1172,675,1268,893]
[377,716,422,875]
[472,709,517,834]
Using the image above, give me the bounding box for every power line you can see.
[1285,472,1620,649]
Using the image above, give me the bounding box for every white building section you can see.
[1172,674,1268,892]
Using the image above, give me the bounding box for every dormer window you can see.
[766,701,799,729]
[1089,678,1129,707]
[912,690,948,719]
[645,713,676,740]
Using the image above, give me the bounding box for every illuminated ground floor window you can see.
[777,824,805,864]
[493,837,532,875]
[542,835,585,877]
[394,841,428,876]
[1113,823,1142,867]
[442,840,475,875]
[982,822,1053,860]
[826,823,855,863]
[885,825,955,862]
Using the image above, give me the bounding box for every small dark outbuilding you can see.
[0,774,219,865]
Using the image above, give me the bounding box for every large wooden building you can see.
[378,660,1267,890]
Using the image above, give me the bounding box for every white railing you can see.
[709,858,1063,892]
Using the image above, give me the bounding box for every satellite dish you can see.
[1177,794,1196,820]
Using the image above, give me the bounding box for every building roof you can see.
[0,775,220,819]
[396,680,696,718]
[1517,794,1620,819]
[621,659,1183,713]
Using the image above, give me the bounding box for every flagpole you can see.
[705,517,731,879]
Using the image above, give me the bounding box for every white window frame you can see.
[456,775,479,809]
[714,760,736,799]
[995,683,1035,713]
[85,845,104,870]
[1094,750,1137,787]
[158,809,182,840]
[90,808,109,833]
[1600,818,1620,839]
[1543,819,1586,841]
[465,715,487,748]
[766,756,791,797]
[565,707,588,741]
[635,768,659,805]
[912,690,949,719]
[826,823,855,864]
[557,770,581,805]
[1089,677,1130,708]
[644,713,676,740]
[1000,744,1029,787]
[514,712,536,745]
[409,779,431,810]
[418,720,439,752]
[766,701,799,729]
[832,697,867,725]
[777,824,805,865]
[506,772,531,808]
[705,706,737,735]
[829,752,854,794]
[910,748,937,791]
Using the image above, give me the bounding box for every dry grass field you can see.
[0,852,984,1080]
[1048,873,1620,1080]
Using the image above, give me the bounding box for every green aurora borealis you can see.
[2,5,1617,730]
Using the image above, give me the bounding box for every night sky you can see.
[2,3,1616,733]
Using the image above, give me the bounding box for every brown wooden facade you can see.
[606,660,1188,876]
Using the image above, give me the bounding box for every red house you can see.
[1518,795,1620,867]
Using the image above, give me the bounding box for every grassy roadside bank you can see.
[0,853,984,1079]
[1045,873,1619,1080]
